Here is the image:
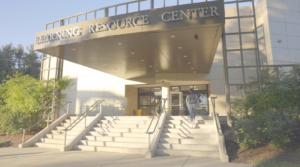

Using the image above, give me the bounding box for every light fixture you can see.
[193,71,196,73]
[149,65,152,67]
[118,43,122,45]
[178,47,182,49]
[183,55,187,57]
[156,70,159,72]
[141,60,144,62]
[171,35,176,38]
[191,68,194,69]
[131,52,135,54]
[90,57,93,59]
[188,62,191,64]
[72,49,76,51]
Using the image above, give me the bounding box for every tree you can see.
[231,67,300,148]
[1,43,15,77]
[23,45,41,79]
[14,44,24,71]
[0,72,74,135]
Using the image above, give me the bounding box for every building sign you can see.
[35,27,82,44]
[35,6,219,44]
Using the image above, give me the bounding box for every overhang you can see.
[34,1,225,79]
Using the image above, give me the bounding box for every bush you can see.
[232,118,262,149]
[263,111,298,148]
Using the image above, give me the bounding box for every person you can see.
[186,89,200,128]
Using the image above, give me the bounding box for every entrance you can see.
[138,85,209,116]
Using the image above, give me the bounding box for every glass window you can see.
[151,87,161,92]
[225,3,238,18]
[139,96,151,105]
[42,70,49,80]
[243,50,257,66]
[194,85,207,91]
[139,88,150,93]
[50,57,57,69]
[140,106,151,116]
[226,35,240,50]
[171,86,180,91]
[244,67,258,83]
[259,50,268,65]
[49,69,56,79]
[227,51,242,66]
[257,26,264,39]
[225,19,239,33]
[228,68,243,84]
[241,33,256,49]
[181,85,194,91]
[229,85,244,100]
[258,38,266,50]
[240,17,254,32]
[43,58,49,70]
[238,2,253,16]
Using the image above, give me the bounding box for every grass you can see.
[0,141,8,147]
[248,160,300,167]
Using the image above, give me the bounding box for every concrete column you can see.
[162,82,171,115]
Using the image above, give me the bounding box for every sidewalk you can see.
[0,148,254,167]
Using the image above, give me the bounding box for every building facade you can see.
[37,0,300,125]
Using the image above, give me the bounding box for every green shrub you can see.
[259,161,300,167]
[232,117,263,149]
[263,111,298,148]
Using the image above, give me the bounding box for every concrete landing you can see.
[0,148,254,167]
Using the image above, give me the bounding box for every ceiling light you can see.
[72,49,76,51]
[171,35,176,38]
[141,60,144,62]
[188,62,191,64]
[149,65,152,67]
[193,71,196,73]
[156,70,159,72]
[131,52,135,54]
[191,68,194,69]
[178,47,182,49]
[184,55,187,57]
[118,43,122,45]
[90,57,93,59]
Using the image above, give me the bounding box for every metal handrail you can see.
[145,98,167,151]
[62,100,105,147]
[20,102,72,144]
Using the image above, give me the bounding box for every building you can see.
[32,0,300,158]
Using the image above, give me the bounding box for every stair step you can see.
[157,143,219,151]
[155,149,219,158]
[159,138,218,145]
[39,138,71,144]
[95,124,150,129]
[161,133,216,139]
[99,120,155,124]
[83,136,149,143]
[74,145,148,154]
[46,134,75,139]
[51,130,81,135]
[92,127,151,133]
[102,116,155,120]
[88,131,154,138]
[33,142,63,149]
[165,120,213,125]
[162,128,215,133]
[78,140,148,148]
[166,116,213,120]
[164,124,213,129]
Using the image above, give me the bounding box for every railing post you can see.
[22,129,26,144]
[148,133,150,151]
[85,114,87,128]
[67,103,70,114]
[47,116,50,127]
[64,130,67,147]
[100,102,102,114]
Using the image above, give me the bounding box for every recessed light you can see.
[118,43,122,45]
[115,69,117,70]
[90,57,93,59]
[193,71,196,73]
[103,64,106,65]
[131,52,135,54]
[72,49,76,51]
[149,65,152,67]
[183,55,187,57]
[178,47,182,49]
[141,60,144,62]
[171,35,176,38]
[156,70,159,72]
[191,68,194,69]
[188,62,191,64]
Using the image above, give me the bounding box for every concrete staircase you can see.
[155,116,219,158]
[33,116,95,148]
[74,116,157,154]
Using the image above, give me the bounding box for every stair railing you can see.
[211,97,229,162]
[61,100,105,147]
[20,102,72,144]
[145,98,167,151]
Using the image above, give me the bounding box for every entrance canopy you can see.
[34,1,225,79]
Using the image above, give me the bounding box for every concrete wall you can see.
[256,0,300,65]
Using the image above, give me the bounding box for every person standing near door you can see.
[186,89,200,128]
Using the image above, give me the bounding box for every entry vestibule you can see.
[138,85,209,116]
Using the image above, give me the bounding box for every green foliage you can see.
[231,66,300,148]
[0,43,41,83]
[258,161,300,167]
[0,72,74,135]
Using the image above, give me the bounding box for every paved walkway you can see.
[0,148,254,167]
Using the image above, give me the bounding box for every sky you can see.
[0,0,257,51]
